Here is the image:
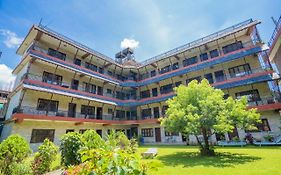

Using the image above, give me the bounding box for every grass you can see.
[139,145,281,175]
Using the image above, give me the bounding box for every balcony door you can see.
[68,103,76,118]
[96,107,103,120]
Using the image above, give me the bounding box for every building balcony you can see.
[20,42,264,88]
[11,106,160,125]
[20,67,273,107]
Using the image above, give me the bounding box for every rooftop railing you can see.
[268,15,281,47]
[141,19,256,66]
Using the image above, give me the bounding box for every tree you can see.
[161,79,261,156]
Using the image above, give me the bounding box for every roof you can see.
[17,19,260,68]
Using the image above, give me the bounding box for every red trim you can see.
[12,113,160,125]
[268,26,281,55]
[248,102,281,111]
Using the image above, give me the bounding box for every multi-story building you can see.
[269,15,281,73]
[1,19,281,150]
[0,89,10,120]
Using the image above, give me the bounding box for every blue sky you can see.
[0,0,280,89]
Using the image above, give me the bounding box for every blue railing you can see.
[141,19,256,66]
[268,16,281,47]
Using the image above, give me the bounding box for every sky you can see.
[0,0,280,90]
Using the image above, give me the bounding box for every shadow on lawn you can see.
[158,151,261,168]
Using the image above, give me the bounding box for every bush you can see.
[10,162,32,175]
[65,130,146,174]
[0,134,31,174]
[32,139,58,174]
[60,132,83,167]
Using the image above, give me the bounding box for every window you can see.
[210,49,219,58]
[108,108,113,115]
[30,129,55,143]
[97,86,103,95]
[96,129,102,137]
[107,71,113,76]
[151,70,156,77]
[116,110,126,118]
[165,131,179,136]
[48,48,66,60]
[84,82,96,94]
[214,70,225,82]
[222,41,243,54]
[98,67,104,74]
[140,90,150,99]
[172,62,179,70]
[106,89,112,94]
[186,76,201,85]
[247,118,271,132]
[66,129,74,133]
[159,65,171,74]
[37,99,58,112]
[223,94,230,99]
[42,71,63,85]
[204,73,214,84]
[71,79,79,90]
[160,84,173,94]
[183,56,198,67]
[175,81,182,87]
[141,108,152,119]
[152,88,158,97]
[116,91,125,100]
[81,105,95,116]
[229,64,251,78]
[200,53,208,62]
[79,129,87,134]
[141,128,154,137]
[74,58,81,66]
[153,107,160,118]
[85,62,98,72]
[235,89,261,102]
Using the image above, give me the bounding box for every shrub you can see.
[32,139,58,174]
[60,132,83,167]
[9,162,32,175]
[0,134,31,174]
[65,130,146,174]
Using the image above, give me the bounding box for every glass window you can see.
[162,105,168,116]
[42,71,63,85]
[159,65,171,74]
[37,99,58,112]
[85,62,98,72]
[175,81,182,87]
[140,90,150,99]
[116,110,126,118]
[172,62,179,70]
[152,88,158,97]
[160,84,173,94]
[229,64,252,78]
[74,58,81,66]
[71,79,79,90]
[106,89,112,94]
[30,129,55,143]
[222,41,243,54]
[141,108,152,119]
[200,53,208,62]
[153,107,160,118]
[48,48,66,60]
[66,129,74,133]
[81,105,95,116]
[183,56,198,67]
[151,70,156,77]
[210,49,219,58]
[204,73,214,84]
[214,70,225,82]
[235,89,261,102]
[141,128,154,137]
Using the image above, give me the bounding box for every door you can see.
[155,128,161,142]
[68,103,76,118]
[97,86,103,95]
[97,107,103,119]
[71,79,79,90]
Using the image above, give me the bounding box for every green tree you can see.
[0,134,31,174]
[161,79,260,156]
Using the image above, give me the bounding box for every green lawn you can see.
[139,145,281,175]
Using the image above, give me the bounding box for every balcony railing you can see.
[247,95,281,107]
[268,15,281,47]
[16,106,139,121]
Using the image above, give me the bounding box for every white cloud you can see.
[0,64,15,91]
[0,29,23,48]
[120,38,139,49]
